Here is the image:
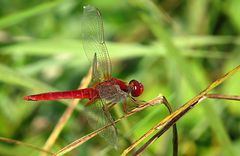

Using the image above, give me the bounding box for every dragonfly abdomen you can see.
[24,88,98,101]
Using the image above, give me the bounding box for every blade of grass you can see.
[0,0,63,29]
[0,137,53,155]
[187,0,209,34]
[1,37,239,58]
[0,63,51,90]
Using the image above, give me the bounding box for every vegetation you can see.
[0,0,239,155]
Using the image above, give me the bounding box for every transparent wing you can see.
[86,99,118,147]
[82,5,112,83]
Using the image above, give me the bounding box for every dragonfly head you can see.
[129,80,144,97]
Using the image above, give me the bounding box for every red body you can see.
[24,88,98,101]
[24,78,129,101]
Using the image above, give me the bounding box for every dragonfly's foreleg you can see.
[131,97,146,105]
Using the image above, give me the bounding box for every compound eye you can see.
[129,80,144,97]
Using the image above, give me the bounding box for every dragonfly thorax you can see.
[96,83,127,103]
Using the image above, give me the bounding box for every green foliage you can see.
[0,0,239,156]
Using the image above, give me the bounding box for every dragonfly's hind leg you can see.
[123,97,145,113]
[85,96,98,107]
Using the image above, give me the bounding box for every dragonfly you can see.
[24,5,144,146]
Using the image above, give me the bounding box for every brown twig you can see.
[133,93,240,156]
[121,65,240,156]
[0,137,54,155]
[133,96,178,156]
[205,94,240,101]
[40,68,92,156]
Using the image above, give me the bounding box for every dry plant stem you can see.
[162,97,178,156]
[134,94,240,156]
[0,137,54,155]
[55,96,164,156]
[133,122,171,156]
[133,94,240,156]
[133,96,178,156]
[205,94,240,101]
[40,68,92,156]
[121,65,240,156]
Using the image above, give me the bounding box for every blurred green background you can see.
[0,0,240,156]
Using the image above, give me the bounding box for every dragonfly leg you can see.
[123,98,128,114]
[85,97,98,107]
[123,96,146,113]
[102,105,118,134]
[129,96,146,107]
[106,102,116,110]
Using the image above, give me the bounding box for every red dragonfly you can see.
[24,5,144,146]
